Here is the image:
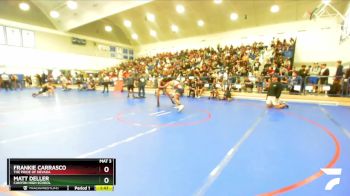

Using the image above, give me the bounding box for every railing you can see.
[303,76,349,97]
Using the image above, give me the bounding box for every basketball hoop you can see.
[308,1,348,43]
[309,2,345,21]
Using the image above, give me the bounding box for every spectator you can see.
[187,78,196,98]
[36,74,42,87]
[87,76,96,90]
[17,74,24,90]
[320,63,329,85]
[195,77,204,98]
[255,74,264,93]
[11,74,18,90]
[281,76,289,90]
[60,75,70,91]
[335,60,344,80]
[329,78,342,96]
[1,72,10,91]
[253,57,261,71]
[243,77,254,92]
[222,85,233,101]
[25,76,32,87]
[319,63,330,93]
[309,63,321,92]
[125,70,135,98]
[289,71,302,94]
[209,78,220,99]
[76,74,83,90]
[41,72,47,84]
[298,65,308,92]
[344,66,350,95]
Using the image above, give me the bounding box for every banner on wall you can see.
[22,30,35,48]
[116,47,122,54]
[6,26,21,47]
[0,26,5,45]
[98,44,109,51]
[116,47,123,59]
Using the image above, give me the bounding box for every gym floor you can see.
[0,89,349,196]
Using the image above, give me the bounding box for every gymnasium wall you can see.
[0,46,121,75]
[339,3,350,67]
[0,19,133,74]
[339,39,350,65]
[136,18,345,68]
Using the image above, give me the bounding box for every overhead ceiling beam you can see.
[30,0,153,31]
[63,0,153,31]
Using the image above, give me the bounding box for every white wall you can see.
[0,45,121,75]
[0,18,131,74]
[339,38,350,65]
[136,18,344,65]
[339,3,350,66]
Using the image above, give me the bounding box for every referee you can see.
[102,74,110,93]
[266,75,289,109]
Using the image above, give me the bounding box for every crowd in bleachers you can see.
[99,37,348,97]
[103,37,298,98]
[1,37,349,97]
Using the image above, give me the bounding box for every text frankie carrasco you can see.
[13,165,67,171]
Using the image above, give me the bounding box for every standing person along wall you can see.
[335,60,344,80]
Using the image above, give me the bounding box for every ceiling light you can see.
[66,1,78,10]
[105,25,112,32]
[150,30,157,37]
[176,4,185,14]
[131,33,138,40]
[146,13,155,22]
[171,24,179,32]
[124,20,132,28]
[270,5,280,13]
[230,13,238,21]
[322,0,331,5]
[19,2,30,11]
[214,0,222,4]
[50,10,60,18]
[197,20,204,27]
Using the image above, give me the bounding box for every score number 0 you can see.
[103,166,110,184]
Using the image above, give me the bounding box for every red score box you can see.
[98,164,114,175]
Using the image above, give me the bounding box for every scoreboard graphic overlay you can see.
[7,158,116,191]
